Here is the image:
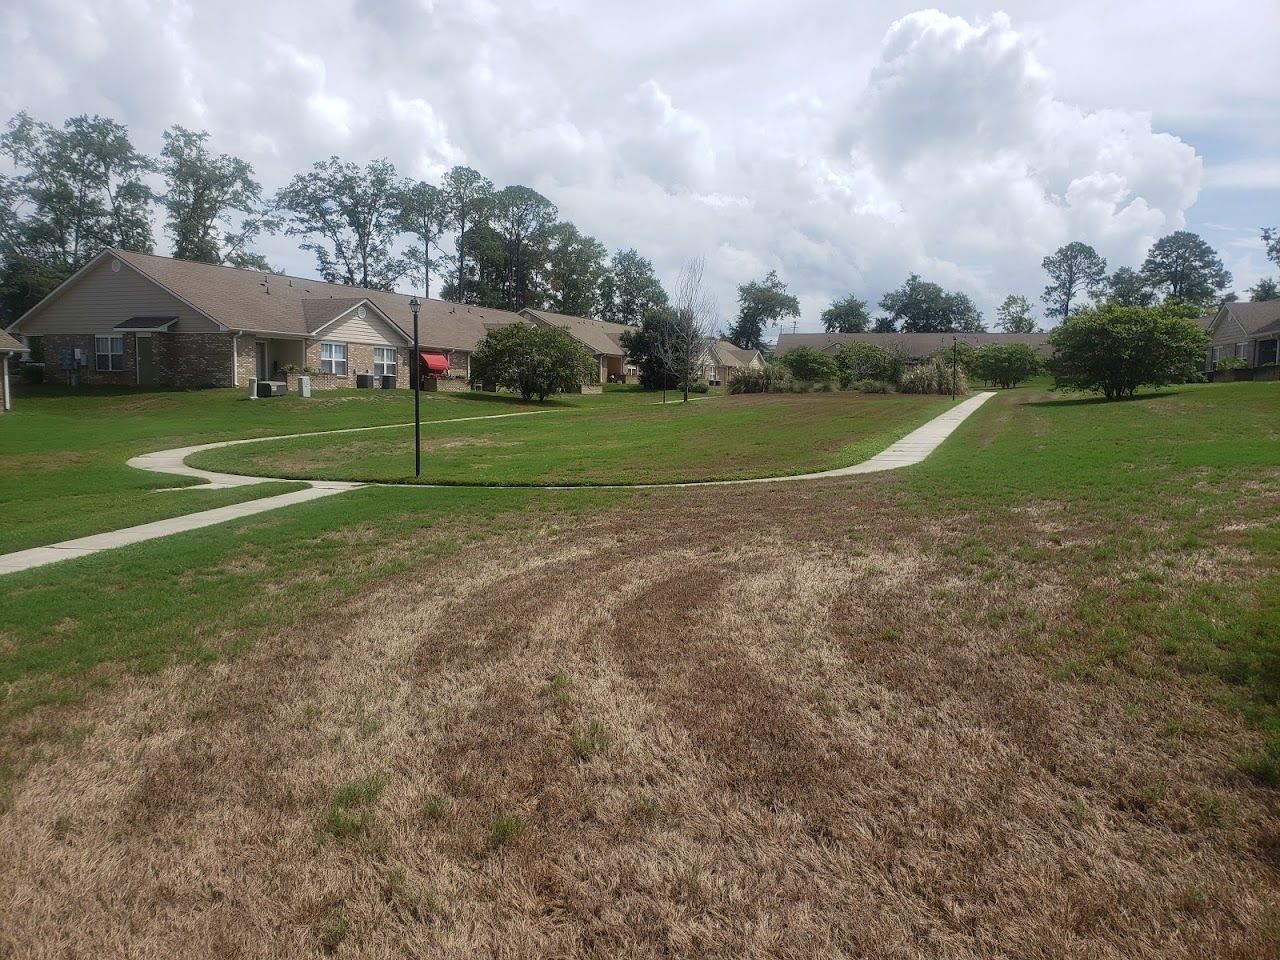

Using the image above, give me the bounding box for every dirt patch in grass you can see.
[1,464,1277,958]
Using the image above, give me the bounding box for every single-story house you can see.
[0,329,23,412]
[1204,300,1280,378]
[7,248,529,390]
[698,340,764,386]
[774,331,1053,363]
[520,308,639,382]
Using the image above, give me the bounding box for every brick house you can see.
[520,308,640,382]
[0,329,22,412]
[1204,300,1280,379]
[7,248,529,390]
[697,340,763,386]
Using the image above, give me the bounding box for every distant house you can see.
[698,340,763,386]
[0,329,23,412]
[774,331,1052,363]
[520,308,639,382]
[1204,301,1280,378]
[7,248,529,390]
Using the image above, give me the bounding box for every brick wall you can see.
[301,341,411,389]
[41,333,136,387]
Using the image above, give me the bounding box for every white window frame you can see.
[320,341,347,376]
[95,335,124,372]
[1235,341,1248,361]
[373,346,396,379]
[1212,345,1223,363]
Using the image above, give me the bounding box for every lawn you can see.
[188,391,954,485]
[0,384,567,553]
[0,380,1277,958]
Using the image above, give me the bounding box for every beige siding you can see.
[316,309,403,346]
[17,255,221,336]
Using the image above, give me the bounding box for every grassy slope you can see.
[189,392,953,485]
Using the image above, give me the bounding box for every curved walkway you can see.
[0,392,994,576]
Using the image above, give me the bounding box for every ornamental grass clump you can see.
[899,356,968,395]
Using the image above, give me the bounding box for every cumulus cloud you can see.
[1,0,1264,328]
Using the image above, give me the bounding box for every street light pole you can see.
[951,335,958,401]
[410,297,421,477]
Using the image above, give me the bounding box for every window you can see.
[374,346,396,378]
[1211,345,1223,363]
[1235,342,1248,361]
[320,342,347,375]
[95,335,124,372]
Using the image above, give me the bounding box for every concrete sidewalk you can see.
[0,484,358,575]
[0,392,993,576]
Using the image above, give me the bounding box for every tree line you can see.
[0,111,671,326]
[728,228,1278,350]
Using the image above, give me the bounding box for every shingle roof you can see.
[521,308,637,356]
[709,340,759,368]
[774,331,1053,359]
[1223,300,1280,336]
[0,330,23,353]
[112,249,527,352]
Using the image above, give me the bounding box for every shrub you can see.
[689,381,710,394]
[728,360,788,394]
[19,363,43,384]
[834,342,905,386]
[899,356,969,395]
[779,346,840,383]
[970,342,1044,388]
[471,323,597,401]
[851,379,893,393]
[927,342,978,377]
[1214,356,1245,371]
[1049,304,1209,400]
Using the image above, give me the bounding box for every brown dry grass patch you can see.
[1,478,1277,958]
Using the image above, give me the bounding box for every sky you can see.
[2,0,1278,333]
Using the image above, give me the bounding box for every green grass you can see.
[902,380,1280,779]
[189,391,954,485]
[0,384,573,553]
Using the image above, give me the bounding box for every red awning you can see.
[419,351,450,373]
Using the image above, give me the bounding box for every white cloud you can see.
[0,0,1271,328]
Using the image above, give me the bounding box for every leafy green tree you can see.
[1263,228,1280,271]
[872,314,896,333]
[440,221,506,306]
[1140,231,1231,307]
[821,294,870,333]
[1247,277,1280,301]
[779,345,839,382]
[543,221,607,317]
[492,184,557,310]
[1048,304,1209,400]
[995,294,1037,332]
[440,165,494,303]
[397,180,447,297]
[159,126,272,269]
[970,342,1044,388]
[274,157,407,289]
[1,112,156,319]
[470,322,595,400]
[879,274,985,332]
[834,341,903,386]
[1106,266,1155,307]
[1041,242,1107,321]
[728,270,799,349]
[599,248,668,326]
[619,312,680,389]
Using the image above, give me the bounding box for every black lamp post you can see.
[409,296,421,477]
[951,335,958,401]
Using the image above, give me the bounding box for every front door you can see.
[255,342,267,381]
[136,335,156,385]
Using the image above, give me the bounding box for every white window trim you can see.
[373,346,396,378]
[320,341,348,376]
[95,335,124,372]
[1235,341,1248,361]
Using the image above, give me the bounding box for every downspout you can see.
[232,331,241,386]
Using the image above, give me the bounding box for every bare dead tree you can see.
[653,257,715,402]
